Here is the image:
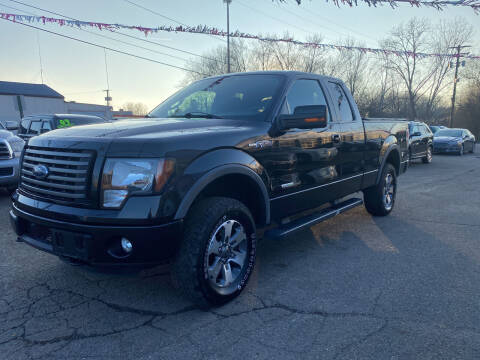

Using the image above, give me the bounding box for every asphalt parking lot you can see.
[1,152,480,360]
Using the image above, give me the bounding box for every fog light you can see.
[121,238,132,253]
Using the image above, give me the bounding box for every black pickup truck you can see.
[10,71,409,306]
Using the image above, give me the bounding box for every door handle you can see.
[332,134,341,143]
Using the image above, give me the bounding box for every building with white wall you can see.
[0,81,112,126]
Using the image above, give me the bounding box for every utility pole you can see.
[103,48,112,108]
[449,45,470,128]
[224,0,232,73]
[103,89,112,108]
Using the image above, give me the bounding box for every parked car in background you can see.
[0,128,25,193]
[429,125,447,134]
[433,128,476,155]
[18,114,107,141]
[408,121,433,163]
[0,121,19,135]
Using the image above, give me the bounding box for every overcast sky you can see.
[0,0,478,111]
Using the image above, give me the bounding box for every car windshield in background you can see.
[435,130,462,137]
[149,74,285,121]
[55,118,104,128]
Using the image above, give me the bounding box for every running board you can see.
[264,198,363,240]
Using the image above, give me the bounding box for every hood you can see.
[38,118,259,139]
[434,136,461,143]
[29,117,269,158]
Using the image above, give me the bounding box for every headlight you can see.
[101,158,175,209]
[2,137,24,159]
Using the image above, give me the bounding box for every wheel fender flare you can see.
[174,163,270,225]
[376,144,400,184]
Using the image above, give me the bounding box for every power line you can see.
[236,0,313,36]
[122,0,227,44]
[5,0,227,64]
[0,17,209,76]
[274,0,379,46]
[0,0,199,64]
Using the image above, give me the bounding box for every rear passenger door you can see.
[325,81,365,195]
[410,125,422,157]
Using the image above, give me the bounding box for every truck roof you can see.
[22,114,105,121]
[204,70,343,83]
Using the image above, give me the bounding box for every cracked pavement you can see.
[1,153,480,359]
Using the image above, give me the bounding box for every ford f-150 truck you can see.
[10,71,409,307]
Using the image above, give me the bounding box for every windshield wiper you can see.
[173,112,223,119]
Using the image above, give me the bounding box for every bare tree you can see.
[122,102,149,116]
[422,18,474,120]
[381,18,435,120]
[183,39,249,84]
[299,34,327,74]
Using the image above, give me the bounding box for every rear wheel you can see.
[470,142,475,153]
[363,163,397,217]
[422,146,432,164]
[172,197,256,308]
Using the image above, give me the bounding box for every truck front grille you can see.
[20,146,95,205]
[0,140,12,159]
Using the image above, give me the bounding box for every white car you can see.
[0,123,24,193]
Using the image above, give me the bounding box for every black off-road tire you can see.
[363,163,397,217]
[171,197,256,308]
[422,146,433,164]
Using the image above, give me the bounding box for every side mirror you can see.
[5,121,19,131]
[277,105,327,131]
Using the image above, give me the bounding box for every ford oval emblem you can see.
[32,164,49,179]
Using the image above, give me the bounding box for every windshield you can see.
[435,129,462,137]
[149,74,285,121]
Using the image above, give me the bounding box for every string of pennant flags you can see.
[1,12,479,60]
[313,0,480,12]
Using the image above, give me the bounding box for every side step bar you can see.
[264,198,363,240]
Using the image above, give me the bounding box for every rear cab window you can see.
[326,82,354,122]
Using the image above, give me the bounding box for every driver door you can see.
[267,78,343,219]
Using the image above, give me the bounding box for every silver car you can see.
[0,123,25,193]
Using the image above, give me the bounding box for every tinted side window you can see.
[283,79,329,121]
[327,82,354,122]
[28,121,42,135]
[42,121,52,133]
[20,120,30,133]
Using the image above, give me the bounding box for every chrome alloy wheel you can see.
[427,147,432,162]
[383,173,395,211]
[205,220,248,294]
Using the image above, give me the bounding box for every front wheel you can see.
[172,197,256,308]
[422,146,433,164]
[363,163,397,217]
[458,145,464,156]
